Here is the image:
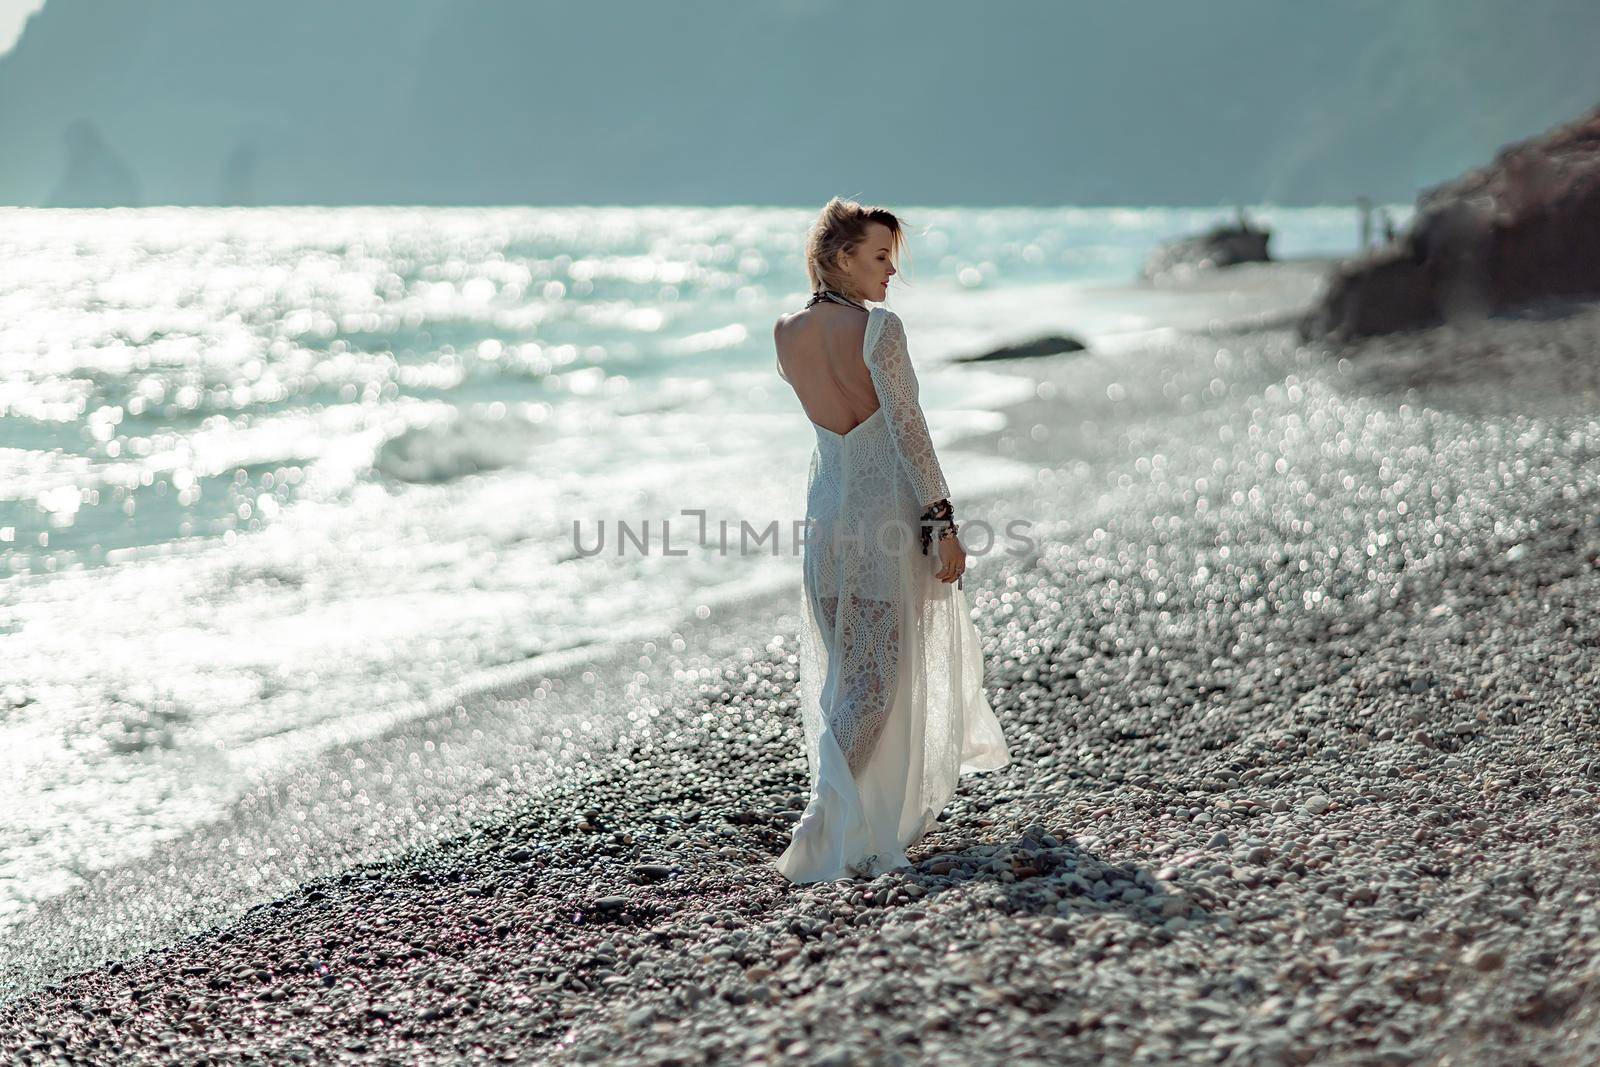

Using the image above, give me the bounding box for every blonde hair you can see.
[804,196,911,299]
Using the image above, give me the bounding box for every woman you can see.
[771,197,1011,883]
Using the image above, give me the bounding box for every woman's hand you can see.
[934,533,966,584]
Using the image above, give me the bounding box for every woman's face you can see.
[836,222,896,302]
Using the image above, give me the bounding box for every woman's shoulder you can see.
[873,306,906,340]
[773,309,807,344]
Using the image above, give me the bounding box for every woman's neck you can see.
[815,286,868,311]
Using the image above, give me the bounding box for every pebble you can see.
[1465,945,1506,972]
[630,864,675,882]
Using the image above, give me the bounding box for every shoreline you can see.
[8,263,1600,1064]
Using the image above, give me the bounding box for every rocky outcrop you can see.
[955,334,1088,363]
[1141,215,1272,281]
[46,118,142,207]
[1301,104,1600,340]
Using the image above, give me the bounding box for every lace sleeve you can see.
[867,310,951,511]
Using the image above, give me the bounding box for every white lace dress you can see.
[774,306,1011,884]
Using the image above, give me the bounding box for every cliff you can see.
[2,0,1599,207]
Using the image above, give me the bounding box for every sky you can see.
[0,0,43,54]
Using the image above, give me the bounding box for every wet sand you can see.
[6,261,1600,1066]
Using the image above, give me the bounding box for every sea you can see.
[0,203,1389,942]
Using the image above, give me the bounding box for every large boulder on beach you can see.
[1302,104,1600,340]
[1141,217,1272,281]
[955,334,1088,363]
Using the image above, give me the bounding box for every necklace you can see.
[804,287,868,312]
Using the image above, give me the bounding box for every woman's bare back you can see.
[774,303,883,436]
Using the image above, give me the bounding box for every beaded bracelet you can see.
[919,498,957,556]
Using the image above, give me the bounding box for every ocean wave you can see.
[372,408,541,484]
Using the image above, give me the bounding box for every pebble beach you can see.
[6,263,1600,1066]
